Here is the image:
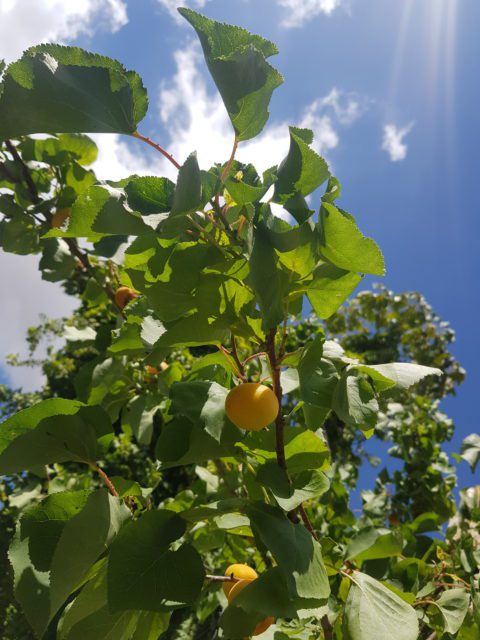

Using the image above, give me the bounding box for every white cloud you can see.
[155,0,210,23]
[382,122,415,162]
[0,0,128,62]
[157,44,363,174]
[278,0,342,28]
[0,252,76,390]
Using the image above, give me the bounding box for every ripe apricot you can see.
[51,208,70,228]
[223,564,258,598]
[114,286,138,310]
[225,383,279,431]
[227,579,274,636]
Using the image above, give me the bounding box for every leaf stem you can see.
[93,464,119,497]
[220,136,239,184]
[131,131,181,170]
[231,334,246,380]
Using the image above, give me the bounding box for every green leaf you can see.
[0,206,39,255]
[59,562,170,640]
[180,8,283,141]
[346,527,403,562]
[170,381,233,443]
[307,263,362,319]
[0,45,147,138]
[344,571,419,640]
[332,372,379,430]
[46,184,151,240]
[257,463,329,511]
[220,567,324,637]
[39,238,76,282]
[298,334,339,409]
[319,203,385,275]
[125,176,175,215]
[0,399,112,474]
[108,510,205,612]
[121,395,157,445]
[237,427,330,474]
[8,490,90,637]
[225,166,274,205]
[249,222,290,330]
[430,589,470,634]
[355,362,442,393]
[170,152,202,217]
[246,502,330,600]
[50,489,130,619]
[19,134,98,166]
[155,416,239,469]
[460,434,480,472]
[273,127,330,205]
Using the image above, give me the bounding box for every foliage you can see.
[0,7,478,640]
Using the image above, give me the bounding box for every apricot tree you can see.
[0,7,478,640]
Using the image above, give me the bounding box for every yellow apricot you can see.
[114,286,138,310]
[227,579,274,636]
[51,208,70,228]
[225,383,279,431]
[223,564,258,598]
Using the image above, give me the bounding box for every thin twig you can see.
[4,139,125,317]
[131,131,181,170]
[231,335,246,379]
[242,351,267,366]
[299,504,318,541]
[205,574,240,583]
[93,464,119,497]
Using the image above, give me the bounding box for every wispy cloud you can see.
[382,122,415,162]
[0,0,128,62]
[155,0,210,23]
[277,0,343,28]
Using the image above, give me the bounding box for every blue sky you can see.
[0,0,477,490]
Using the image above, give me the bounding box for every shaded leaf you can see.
[180,8,283,141]
[0,45,147,139]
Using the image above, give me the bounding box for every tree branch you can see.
[131,131,181,170]
[4,139,125,316]
[93,464,119,497]
[265,327,287,472]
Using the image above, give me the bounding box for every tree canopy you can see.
[0,7,478,640]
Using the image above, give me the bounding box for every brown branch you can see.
[242,351,267,367]
[131,131,181,170]
[299,504,319,541]
[320,615,333,640]
[265,327,287,472]
[5,140,39,202]
[4,139,125,317]
[205,574,240,583]
[93,464,119,497]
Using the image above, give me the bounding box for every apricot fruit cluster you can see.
[223,564,274,636]
[225,383,279,431]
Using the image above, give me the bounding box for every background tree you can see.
[0,8,478,640]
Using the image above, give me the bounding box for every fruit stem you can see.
[205,574,240,583]
[131,131,181,170]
